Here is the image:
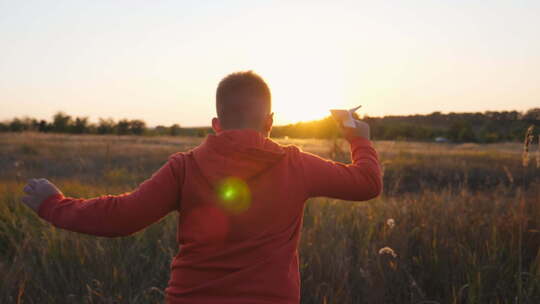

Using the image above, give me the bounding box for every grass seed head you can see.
[378,246,397,258]
[386,218,395,229]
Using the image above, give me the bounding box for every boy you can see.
[22,71,382,304]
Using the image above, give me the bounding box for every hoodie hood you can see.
[192,129,286,186]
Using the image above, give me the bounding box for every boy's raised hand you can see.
[22,178,63,213]
[346,119,370,140]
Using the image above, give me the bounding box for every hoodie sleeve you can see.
[299,136,382,201]
[37,153,184,237]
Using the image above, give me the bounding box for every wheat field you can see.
[1,132,539,303]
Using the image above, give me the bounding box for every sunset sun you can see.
[261,60,346,124]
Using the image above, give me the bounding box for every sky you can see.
[1,0,539,127]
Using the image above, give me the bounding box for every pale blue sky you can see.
[1,0,539,126]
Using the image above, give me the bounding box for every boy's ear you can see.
[264,112,274,134]
[212,118,222,133]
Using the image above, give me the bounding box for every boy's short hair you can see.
[216,71,271,130]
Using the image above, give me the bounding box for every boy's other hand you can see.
[22,178,63,213]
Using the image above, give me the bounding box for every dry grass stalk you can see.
[522,125,534,167]
[503,165,514,184]
[537,135,540,169]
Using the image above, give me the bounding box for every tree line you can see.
[272,108,540,143]
[0,112,206,137]
[1,109,539,142]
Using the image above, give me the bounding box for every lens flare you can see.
[216,177,251,214]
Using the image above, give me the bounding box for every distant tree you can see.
[24,118,40,131]
[170,124,181,136]
[196,128,208,137]
[72,117,89,134]
[52,112,72,133]
[97,118,116,134]
[9,118,25,132]
[448,121,476,142]
[130,119,146,135]
[523,108,540,121]
[154,125,168,136]
[116,119,131,135]
[12,117,37,131]
[459,125,476,142]
[0,122,8,132]
[37,120,50,132]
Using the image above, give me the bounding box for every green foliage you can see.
[37,119,51,132]
[9,118,26,132]
[97,118,116,134]
[272,109,539,142]
[116,119,131,135]
[169,124,181,136]
[72,117,89,134]
[52,112,72,133]
[448,121,476,142]
[1,112,150,136]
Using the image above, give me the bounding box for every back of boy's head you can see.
[216,71,271,130]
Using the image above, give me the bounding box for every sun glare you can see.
[272,76,344,124]
[245,26,348,126]
[262,63,346,125]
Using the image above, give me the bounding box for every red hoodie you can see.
[38,129,382,304]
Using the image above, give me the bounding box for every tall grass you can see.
[1,132,539,303]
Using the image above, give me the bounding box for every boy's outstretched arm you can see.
[21,154,184,237]
[300,119,383,201]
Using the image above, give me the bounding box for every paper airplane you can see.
[330,105,362,128]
